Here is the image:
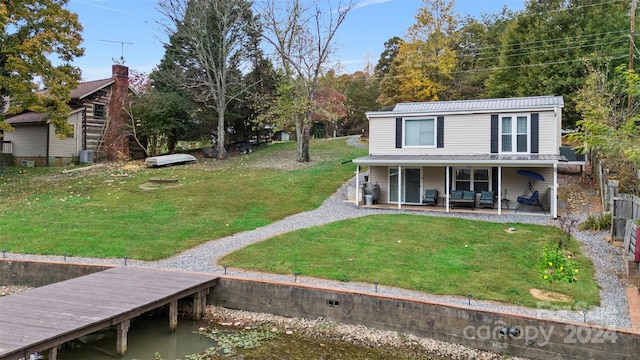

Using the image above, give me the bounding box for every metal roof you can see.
[368,96,564,117]
[352,154,567,166]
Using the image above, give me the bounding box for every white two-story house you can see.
[353,95,566,218]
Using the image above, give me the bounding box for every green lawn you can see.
[0,139,367,260]
[0,138,600,308]
[220,214,600,308]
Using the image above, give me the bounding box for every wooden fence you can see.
[594,155,640,275]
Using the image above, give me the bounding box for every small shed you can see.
[272,131,291,142]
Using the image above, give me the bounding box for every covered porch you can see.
[352,154,565,218]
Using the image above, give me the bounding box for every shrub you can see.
[537,244,579,284]
[578,212,611,231]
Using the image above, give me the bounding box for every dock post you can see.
[48,347,58,360]
[169,300,178,332]
[193,289,207,319]
[116,319,130,356]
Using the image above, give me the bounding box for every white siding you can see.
[422,167,446,195]
[368,109,559,155]
[538,111,558,154]
[49,112,82,157]
[368,118,396,155]
[501,167,554,209]
[3,125,47,157]
[368,166,389,203]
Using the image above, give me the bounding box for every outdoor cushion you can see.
[462,191,475,200]
[517,190,539,205]
[423,189,438,205]
[451,190,464,200]
[479,191,495,208]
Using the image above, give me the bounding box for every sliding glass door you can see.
[389,167,422,204]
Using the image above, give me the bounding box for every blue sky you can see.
[68,0,525,81]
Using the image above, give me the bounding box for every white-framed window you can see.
[454,168,490,192]
[404,118,435,147]
[93,103,106,119]
[500,115,528,153]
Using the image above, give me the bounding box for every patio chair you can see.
[422,189,438,206]
[479,191,495,208]
[515,190,546,214]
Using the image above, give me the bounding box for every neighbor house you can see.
[1,64,131,166]
[352,96,566,218]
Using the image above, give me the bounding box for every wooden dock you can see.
[0,266,218,360]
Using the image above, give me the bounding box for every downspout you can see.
[553,162,558,219]
[554,105,559,219]
[355,165,360,206]
[46,123,50,167]
[397,165,402,210]
[498,166,502,215]
[445,166,450,213]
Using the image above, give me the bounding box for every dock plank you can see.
[0,266,217,360]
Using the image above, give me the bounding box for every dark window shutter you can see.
[395,117,402,148]
[437,116,444,148]
[490,114,498,153]
[531,113,539,154]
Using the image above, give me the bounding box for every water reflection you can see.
[57,313,215,360]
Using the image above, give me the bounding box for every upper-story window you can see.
[500,115,528,153]
[404,118,435,147]
[93,104,106,119]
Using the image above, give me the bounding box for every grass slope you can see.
[0,139,367,260]
[220,214,600,307]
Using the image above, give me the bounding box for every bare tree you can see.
[156,0,258,159]
[258,0,355,162]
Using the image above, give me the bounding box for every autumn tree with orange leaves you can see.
[0,0,84,138]
[378,0,458,106]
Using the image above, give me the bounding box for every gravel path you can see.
[3,136,631,330]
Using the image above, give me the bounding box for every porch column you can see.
[397,165,402,209]
[355,165,360,206]
[497,166,502,215]
[553,163,558,219]
[445,166,450,213]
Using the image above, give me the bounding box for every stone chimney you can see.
[104,64,130,161]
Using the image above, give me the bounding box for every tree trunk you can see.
[295,115,310,162]
[216,107,227,160]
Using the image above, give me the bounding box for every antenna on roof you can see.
[99,39,133,64]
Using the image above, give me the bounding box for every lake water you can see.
[57,313,216,360]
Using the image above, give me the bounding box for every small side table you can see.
[501,198,511,209]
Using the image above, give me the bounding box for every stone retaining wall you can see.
[0,259,111,287]
[210,276,640,360]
